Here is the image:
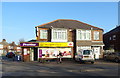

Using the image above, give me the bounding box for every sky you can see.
[1,2,118,44]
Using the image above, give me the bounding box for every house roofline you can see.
[35,19,104,31]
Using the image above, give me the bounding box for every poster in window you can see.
[24,49,27,55]
[39,48,71,58]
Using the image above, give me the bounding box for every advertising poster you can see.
[39,48,71,58]
[39,49,42,58]
[23,49,27,55]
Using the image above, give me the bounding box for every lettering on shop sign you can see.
[20,43,39,47]
[39,42,73,47]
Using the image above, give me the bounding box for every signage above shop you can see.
[39,42,73,47]
[20,42,39,47]
[20,42,73,47]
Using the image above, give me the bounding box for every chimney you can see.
[2,39,6,42]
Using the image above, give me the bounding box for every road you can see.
[1,56,120,77]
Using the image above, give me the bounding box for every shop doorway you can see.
[34,48,38,61]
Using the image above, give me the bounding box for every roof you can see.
[104,25,120,35]
[36,19,103,30]
[0,41,9,46]
[9,42,17,46]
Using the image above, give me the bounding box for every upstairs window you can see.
[109,37,112,40]
[94,31,99,40]
[40,30,48,39]
[52,29,67,42]
[113,35,116,40]
[77,29,91,40]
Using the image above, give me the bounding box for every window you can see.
[94,31,99,40]
[113,35,116,40]
[109,37,112,40]
[52,29,67,42]
[40,30,47,39]
[77,29,91,40]
[83,50,91,55]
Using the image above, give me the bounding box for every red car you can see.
[6,52,15,58]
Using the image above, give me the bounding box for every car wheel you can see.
[91,61,94,64]
[115,58,119,63]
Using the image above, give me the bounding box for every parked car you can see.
[6,52,15,58]
[75,49,95,64]
[104,52,120,63]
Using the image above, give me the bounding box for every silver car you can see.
[104,52,120,63]
[75,50,95,64]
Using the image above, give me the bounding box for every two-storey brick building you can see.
[103,25,120,52]
[20,19,104,61]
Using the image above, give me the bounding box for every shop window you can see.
[94,31,99,40]
[40,30,48,39]
[77,29,91,40]
[51,29,67,42]
[38,48,71,58]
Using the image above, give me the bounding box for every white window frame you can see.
[94,31,100,40]
[40,30,48,39]
[109,37,112,40]
[113,35,116,40]
[76,29,91,40]
[51,28,67,42]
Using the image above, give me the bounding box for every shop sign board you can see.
[39,42,73,47]
[20,42,73,47]
[20,42,39,47]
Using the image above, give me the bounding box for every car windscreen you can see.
[83,50,91,55]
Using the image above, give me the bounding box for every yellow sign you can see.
[39,42,73,47]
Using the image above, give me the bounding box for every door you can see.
[34,48,38,61]
[93,47,100,59]
[30,48,34,61]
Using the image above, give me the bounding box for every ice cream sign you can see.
[20,42,39,47]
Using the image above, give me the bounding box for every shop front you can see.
[20,42,73,62]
